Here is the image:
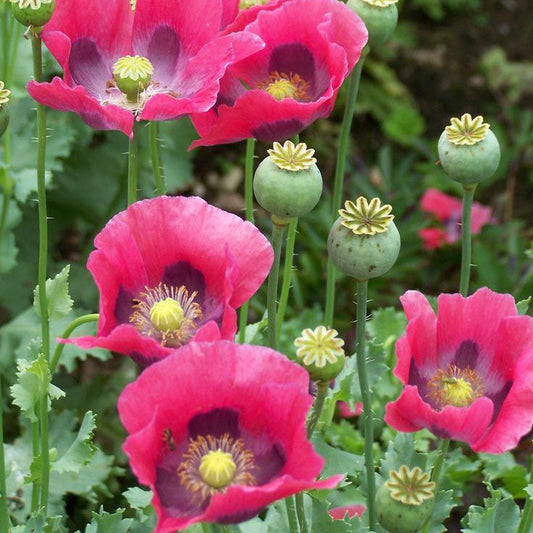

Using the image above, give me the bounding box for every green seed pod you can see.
[438,113,501,185]
[11,0,55,28]
[294,326,345,382]
[0,81,11,138]
[112,55,154,102]
[328,197,400,281]
[347,0,398,47]
[253,141,323,219]
[376,466,435,533]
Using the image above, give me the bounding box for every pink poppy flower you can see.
[337,401,363,418]
[65,196,273,366]
[418,188,492,250]
[385,288,533,453]
[190,0,368,147]
[27,0,263,137]
[118,341,343,531]
[328,504,366,520]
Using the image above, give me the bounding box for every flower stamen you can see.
[178,433,256,503]
[427,364,484,409]
[129,283,203,347]
[258,72,310,102]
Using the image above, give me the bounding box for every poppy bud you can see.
[253,141,323,219]
[294,326,345,382]
[438,113,501,185]
[375,466,435,533]
[347,0,398,47]
[11,0,55,29]
[328,197,400,281]
[0,81,10,138]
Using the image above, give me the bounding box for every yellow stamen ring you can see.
[177,433,256,503]
[258,72,310,102]
[129,283,203,347]
[427,364,484,409]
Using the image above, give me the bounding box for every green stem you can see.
[355,280,376,530]
[295,492,308,533]
[324,50,367,327]
[201,523,210,533]
[127,122,140,205]
[285,495,300,533]
[0,379,11,532]
[50,314,99,374]
[459,185,476,296]
[149,121,165,195]
[30,419,40,512]
[32,32,51,514]
[276,217,298,337]
[267,220,287,350]
[238,138,256,344]
[517,458,533,533]
[307,381,329,438]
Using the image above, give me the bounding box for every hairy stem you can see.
[267,221,286,350]
[459,185,476,296]
[149,121,165,195]
[127,122,140,205]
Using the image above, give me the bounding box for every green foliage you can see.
[85,508,133,533]
[312,434,363,478]
[461,483,521,532]
[33,265,74,321]
[10,354,64,421]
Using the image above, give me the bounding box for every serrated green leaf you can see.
[367,307,407,348]
[427,489,455,533]
[53,411,96,474]
[310,497,353,533]
[85,507,133,533]
[312,434,363,478]
[525,484,533,499]
[10,354,65,421]
[123,487,153,510]
[461,496,520,532]
[33,265,74,321]
[380,433,428,479]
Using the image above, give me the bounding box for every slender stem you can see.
[201,523,210,533]
[267,221,286,350]
[31,32,51,514]
[355,280,376,530]
[30,419,40,512]
[238,138,256,344]
[127,122,139,205]
[149,121,165,195]
[459,185,476,297]
[295,493,308,533]
[285,495,300,533]
[50,314,99,374]
[307,381,329,438]
[421,439,450,533]
[324,50,367,327]
[0,379,11,532]
[0,180,11,261]
[517,458,533,533]
[276,217,298,337]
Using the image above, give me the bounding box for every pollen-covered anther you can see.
[360,0,398,6]
[178,433,256,503]
[10,0,53,9]
[294,326,344,368]
[427,364,485,409]
[0,82,10,106]
[267,141,317,172]
[259,72,310,102]
[445,113,490,146]
[129,283,203,347]
[385,466,435,506]
[339,197,394,235]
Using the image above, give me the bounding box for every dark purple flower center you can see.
[155,408,286,519]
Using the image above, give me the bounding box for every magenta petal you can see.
[27,78,133,135]
[385,386,493,445]
[436,288,517,373]
[420,189,460,221]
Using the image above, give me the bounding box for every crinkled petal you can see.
[27,78,133,135]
